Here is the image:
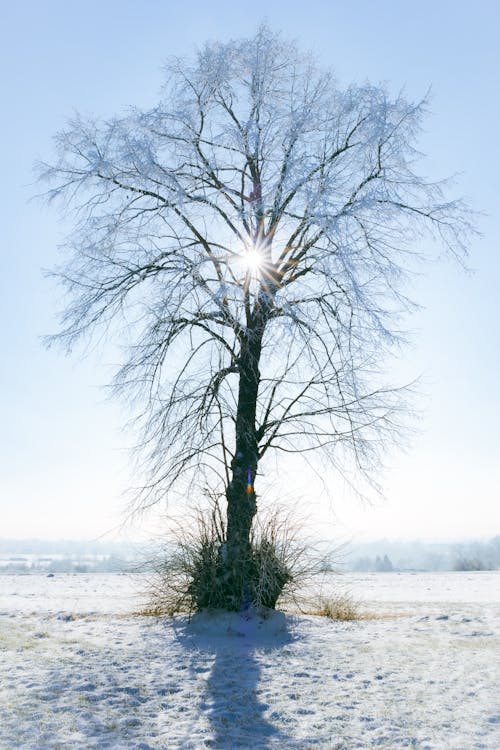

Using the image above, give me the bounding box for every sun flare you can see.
[243,248,263,273]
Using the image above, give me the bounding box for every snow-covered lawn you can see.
[1,572,499,749]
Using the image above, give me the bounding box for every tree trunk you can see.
[223,320,264,609]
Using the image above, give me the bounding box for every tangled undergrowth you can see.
[142,496,331,616]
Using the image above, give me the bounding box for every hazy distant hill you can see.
[0,539,138,555]
[0,539,143,573]
[1,536,499,574]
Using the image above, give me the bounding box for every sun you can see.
[243,247,264,273]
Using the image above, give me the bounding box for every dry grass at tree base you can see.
[296,594,412,622]
[309,594,360,621]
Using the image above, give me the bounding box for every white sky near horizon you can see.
[1,0,499,544]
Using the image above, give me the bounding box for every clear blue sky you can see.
[1,0,499,542]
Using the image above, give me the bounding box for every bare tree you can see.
[38,26,474,609]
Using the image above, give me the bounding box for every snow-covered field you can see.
[1,571,499,749]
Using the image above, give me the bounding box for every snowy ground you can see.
[1,572,499,749]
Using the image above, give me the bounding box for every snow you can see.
[1,572,499,749]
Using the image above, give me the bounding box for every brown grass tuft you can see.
[311,594,360,621]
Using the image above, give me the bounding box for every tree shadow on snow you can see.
[174,610,295,749]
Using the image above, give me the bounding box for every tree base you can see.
[188,543,292,612]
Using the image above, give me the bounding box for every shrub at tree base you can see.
[187,537,292,612]
[145,501,307,614]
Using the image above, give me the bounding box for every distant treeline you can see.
[347,536,500,572]
[0,554,131,574]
